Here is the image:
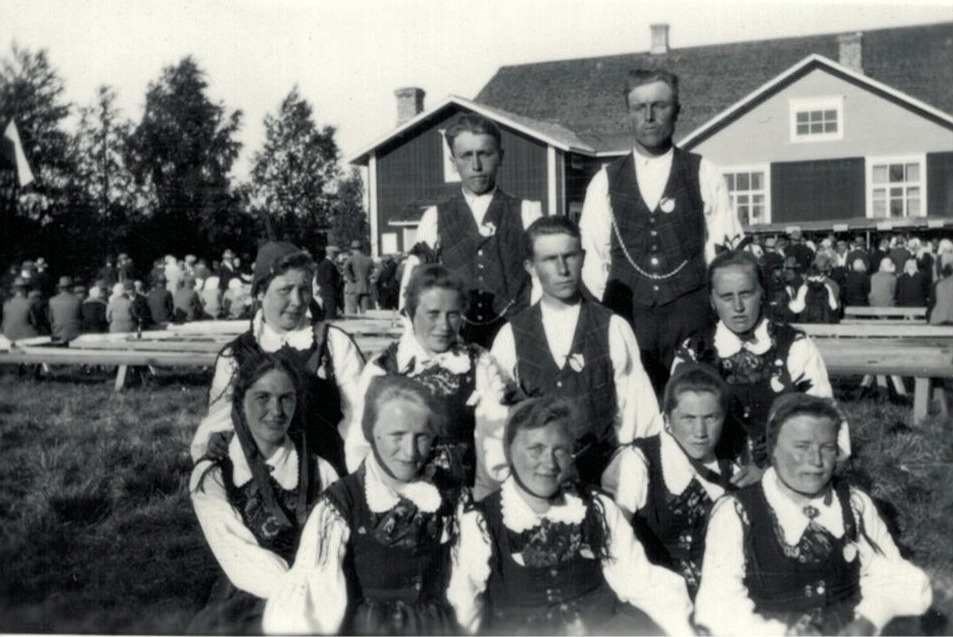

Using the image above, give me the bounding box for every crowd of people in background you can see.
[748,231,953,325]
[0,242,411,344]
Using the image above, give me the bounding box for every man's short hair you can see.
[444,113,502,155]
[623,69,680,106]
[523,215,581,260]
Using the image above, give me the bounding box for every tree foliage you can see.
[328,168,369,251]
[0,45,75,263]
[247,86,340,250]
[126,56,248,257]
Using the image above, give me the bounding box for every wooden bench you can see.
[793,322,953,422]
[0,317,404,390]
[843,306,927,322]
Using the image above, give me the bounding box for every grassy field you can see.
[0,370,950,634]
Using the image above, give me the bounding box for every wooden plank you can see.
[914,378,930,423]
[843,306,927,319]
[0,348,217,367]
[114,365,129,391]
[793,324,953,338]
[840,319,927,327]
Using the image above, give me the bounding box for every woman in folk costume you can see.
[189,351,339,634]
[602,363,739,598]
[447,397,694,636]
[673,249,849,477]
[695,393,932,636]
[264,375,465,635]
[344,264,510,495]
[191,241,364,475]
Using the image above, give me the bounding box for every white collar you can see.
[538,298,582,321]
[632,147,673,167]
[499,476,588,533]
[394,328,472,376]
[761,467,845,544]
[253,309,314,352]
[713,317,772,358]
[362,453,442,514]
[462,186,496,205]
[228,435,299,490]
[658,430,727,501]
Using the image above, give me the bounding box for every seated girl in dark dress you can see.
[264,375,464,635]
[695,393,932,635]
[448,397,694,635]
[189,351,339,634]
[602,363,739,597]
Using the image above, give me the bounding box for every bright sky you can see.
[2,0,951,179]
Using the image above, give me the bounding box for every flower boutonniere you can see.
[479,221,497,237]
[659,197,675,213]
[567,353,585,372]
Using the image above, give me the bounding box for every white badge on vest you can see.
[659,197,675,213]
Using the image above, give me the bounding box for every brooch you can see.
[568,353,585,372]
[659,197,675,213]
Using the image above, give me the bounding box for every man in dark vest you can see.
[315,245,343,319]
[580,69,743,394]
[489,216,661,493]
[399,113,542,347]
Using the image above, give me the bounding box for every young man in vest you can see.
[399,113,542,347]
[486,216,662,494]
[579,68,744,395]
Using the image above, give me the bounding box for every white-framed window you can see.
[789,96,844,142]
[866,155,926,218]
[724,166,770,225]
[380,232,399,256]
[438,129,461,183]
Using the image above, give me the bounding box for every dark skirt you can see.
[347,597,460,636]
[187,575,265,635]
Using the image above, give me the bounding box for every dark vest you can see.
[217,445,322,564]
[630,436,733,597]
[734,481,861,623]
[509,301,616,486]
[480,489,616,634]
[684,321,804,467]
[322,467,456,634]
[437,190,530,321]
[224,321,353,475]
[374,341,480,487]
[603,149,707,319]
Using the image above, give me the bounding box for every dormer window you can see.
[789,97,844,142]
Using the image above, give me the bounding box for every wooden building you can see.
[351,22,953,256]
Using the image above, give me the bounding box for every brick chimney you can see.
[837,32,864,74]
[395,87,425,126]
[650,24,670,55]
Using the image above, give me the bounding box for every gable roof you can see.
[681,53,953,149]
[348,95,595,165]
[474,21,953,153]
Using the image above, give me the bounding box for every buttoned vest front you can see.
[437,190,530,321]
[509,301,616,485]
[603,149,706,317]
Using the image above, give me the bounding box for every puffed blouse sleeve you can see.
[694,495,789,635]
[261,498,351,635]
[191,349,239,461]
[189,461,292,600]
[596,493,695,636]
[446,504,493,634]
[851,488,932,632]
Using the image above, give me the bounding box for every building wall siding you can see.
[692,68,953,166]
[374,107,549,252]
[771,157,866,223]
[928,151,953,218]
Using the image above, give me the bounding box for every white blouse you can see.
[261,455,451,635]
[343,329,511,500]
[601,429,732,521]
[190,436,339,600]
[190,310,365,461]
[446,477,695,636]
[694,468,932,635]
